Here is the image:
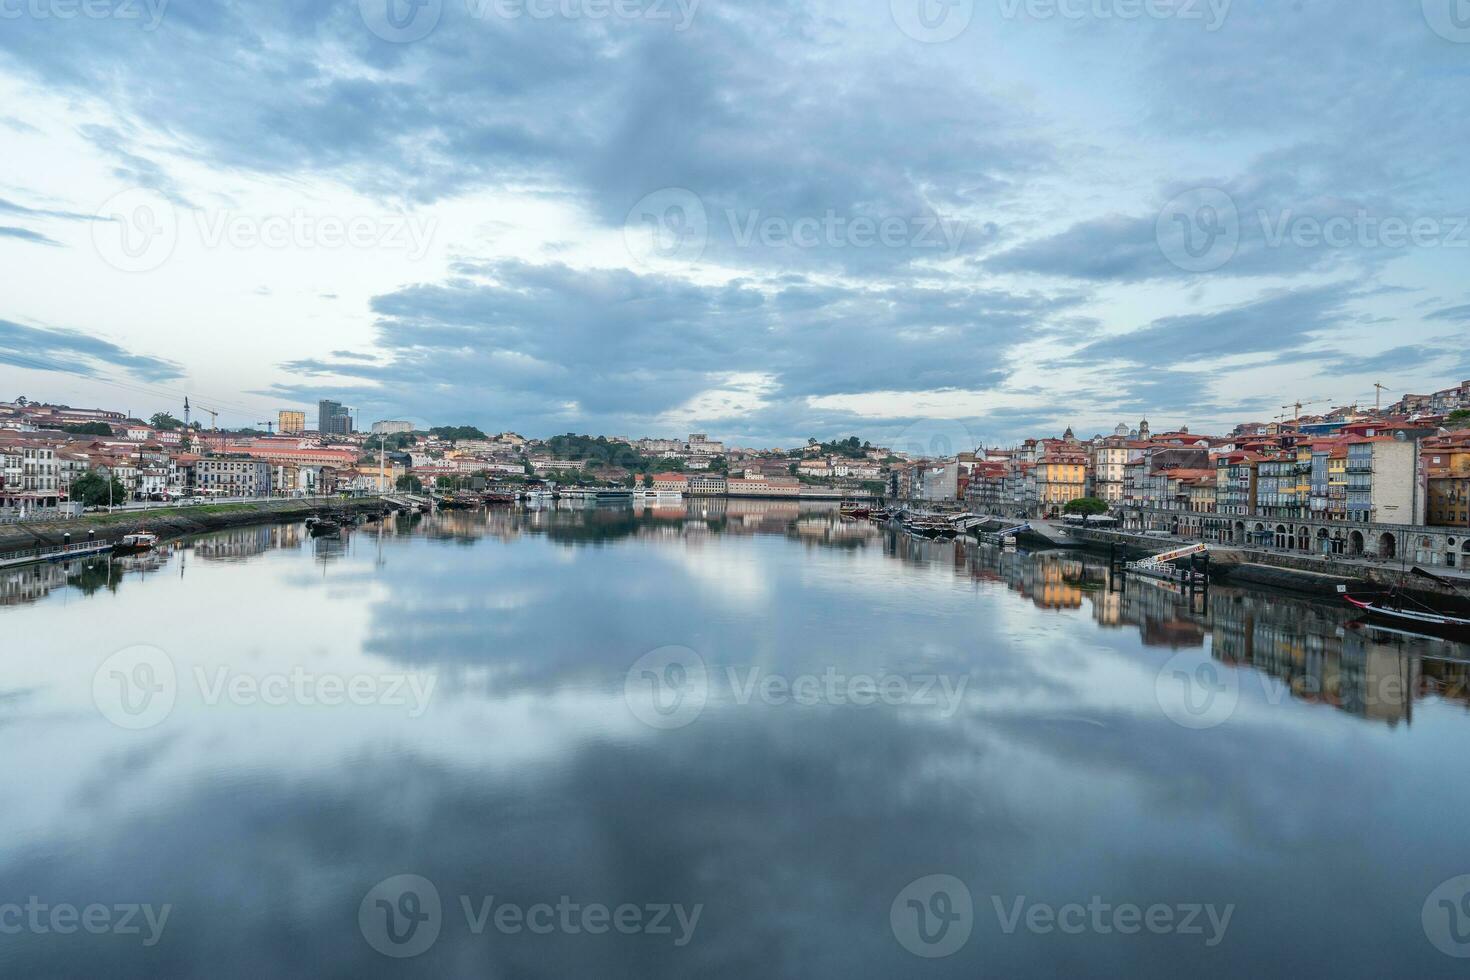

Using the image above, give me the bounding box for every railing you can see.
[0,539,112,564]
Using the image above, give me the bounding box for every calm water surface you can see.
[3,501,1470,978]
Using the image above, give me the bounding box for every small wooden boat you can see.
[840,501,871,519]
[113,531,160,555]
[305,517,341,537]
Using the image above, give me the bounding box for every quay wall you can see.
[0,498,389,555]
[1064,525,1468,602]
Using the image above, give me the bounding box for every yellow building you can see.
[1036,454,1088,514]
[278,410,306,435]
[1327,448,1348,520]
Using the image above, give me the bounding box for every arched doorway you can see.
[1378,532,1396,560]
[1317,528,1330,555]
[1234,521,1245,544]
[1349,530,1365,556]
[1275,524,1289,549]
[1297,526,1311,551]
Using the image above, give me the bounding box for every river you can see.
[3,501,1469,977]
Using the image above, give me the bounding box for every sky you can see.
[0,0,1467,451]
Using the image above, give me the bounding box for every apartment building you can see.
[1344,437,1418,524]
[197,457,273,496]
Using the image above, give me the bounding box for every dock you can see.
[0,540,114,570]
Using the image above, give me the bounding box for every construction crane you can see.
[1279,398,1330,423]
[256,421,276,435]
[1374,382,1391,412]
[195,405,220,430]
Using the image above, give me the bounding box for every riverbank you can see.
[1062,524,1470,604]
[0,498,389,555]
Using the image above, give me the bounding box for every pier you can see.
[0,539,113,570]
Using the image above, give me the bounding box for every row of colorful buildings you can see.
[889,388,1470,538]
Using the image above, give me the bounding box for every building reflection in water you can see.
[2,503,1464,727]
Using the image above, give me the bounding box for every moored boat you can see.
[1341,568,1470,640]
[112,531,160,555]
[305,516,341,537]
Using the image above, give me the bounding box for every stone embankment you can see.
[0,498,390,555]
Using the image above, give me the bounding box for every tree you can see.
[395,474,424,493]
[642,474,654,488]
[1063,497,1110,516]
[70,472,127,508]
[62,422,114,437]
[149,412,183,430]
[430,425,488,442]
[1448,409,1470,430]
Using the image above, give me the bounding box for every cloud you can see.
[264,258,1077,443]
[0,318,183,382]
[1068,285,1353,367]
[0,226,62,246]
